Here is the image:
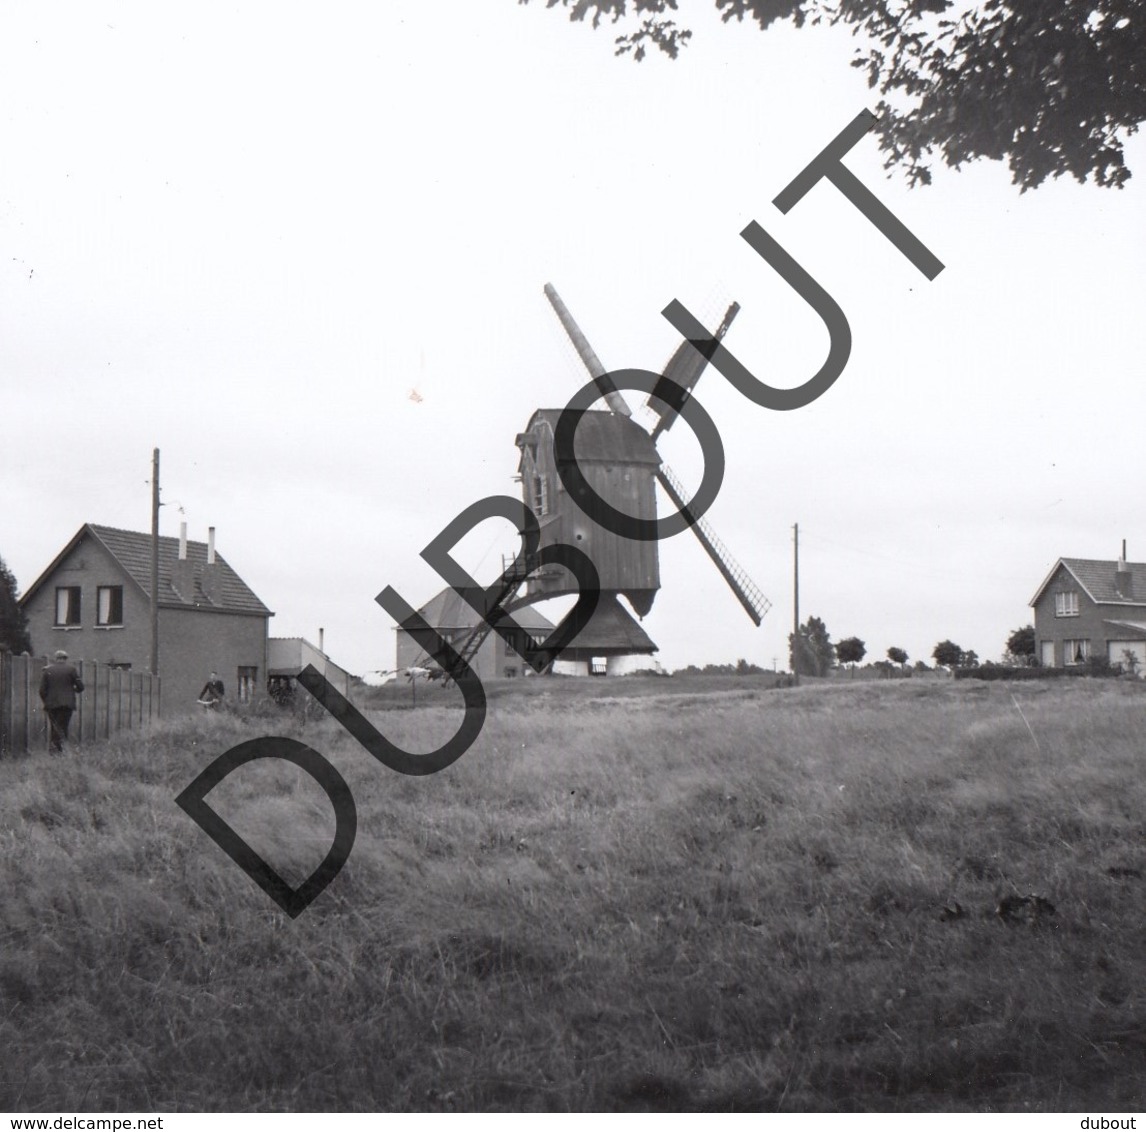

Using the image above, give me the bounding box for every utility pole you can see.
[150,448,160,677]
[793,522,800,686]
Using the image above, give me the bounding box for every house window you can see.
[54,586,81,626]
[1055,592,1079,617]
[1063,639,1090,665]
[96,585,124,626]
[108,661,132,671]
[590,656,608,675]
[237,666,258,703]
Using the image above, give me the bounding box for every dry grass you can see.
[0,677,1143,1111]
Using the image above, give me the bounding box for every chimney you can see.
[319,627,325,655]
[201,525,222,604]
[173,521,195,601]
[1116,540,1132,599]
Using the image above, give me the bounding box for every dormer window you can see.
[1054,592,1079,617]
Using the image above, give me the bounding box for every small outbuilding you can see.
[267,636,353,702]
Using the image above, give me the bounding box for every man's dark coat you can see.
[39,661,84,709]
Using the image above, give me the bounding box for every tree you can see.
[932,639,963,668]
[836,636,866,674]
[0,555,32,655]
[887,646,908,668]
[526,0,1146,190]
[789,615,835,676]
[1005,624,1037,665]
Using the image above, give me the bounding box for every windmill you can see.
[426,284,771,682]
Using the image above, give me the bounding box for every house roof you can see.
[519,409,661,467]
[401,586,556,634]
[1103,620,1146,636]
[552,592,657,655]
[20,524,272,616]
[1030,557,1146,608]
[268,636,352,677]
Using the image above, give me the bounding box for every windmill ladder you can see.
[656,463,772,627]
[437,559,538,687]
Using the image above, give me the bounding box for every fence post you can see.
[0,652,9,757]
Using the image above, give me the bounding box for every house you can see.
[394,586,556,682]
[19,523,272,712]
[268,636,353,702]
[1030,543,1146,671]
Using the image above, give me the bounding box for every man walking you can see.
[39,649,84,753]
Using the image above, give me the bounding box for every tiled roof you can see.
[28,524,273,615]
[404,586,556,633]
[1040,558,1146,606]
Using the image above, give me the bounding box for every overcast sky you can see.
[3,2,1143,676]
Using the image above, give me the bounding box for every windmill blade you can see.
[648,301,740,443]
[543,283,633,418]
[656,462,771,627]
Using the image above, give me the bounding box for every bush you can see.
[954,663,1119,682]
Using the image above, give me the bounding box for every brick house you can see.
[19,523,272,712]
[1030,547,1146,671]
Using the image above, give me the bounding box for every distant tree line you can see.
[674,658,768,676]
[783,616,1045,677]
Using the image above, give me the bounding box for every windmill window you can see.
[54,586,81,626]
[1063,639,1090,665]
[533,474,550,517]
[1054,592,1079,617]
[96,585,124,626]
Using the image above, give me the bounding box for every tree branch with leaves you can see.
[523,0,1145,189]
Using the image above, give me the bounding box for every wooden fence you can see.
[0,654,161,757]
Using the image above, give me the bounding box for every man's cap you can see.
[54,649,68,660]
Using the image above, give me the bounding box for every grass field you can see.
[0,676,1143,1112]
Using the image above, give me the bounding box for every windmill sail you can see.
[656,462,771,627]
[648,301,739,442]
[543,283,633,418]
[542,281,768,629]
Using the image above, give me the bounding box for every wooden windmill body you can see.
[417,284,771,683]
[510,285,769,670]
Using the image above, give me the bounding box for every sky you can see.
[2,1,1144,678]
